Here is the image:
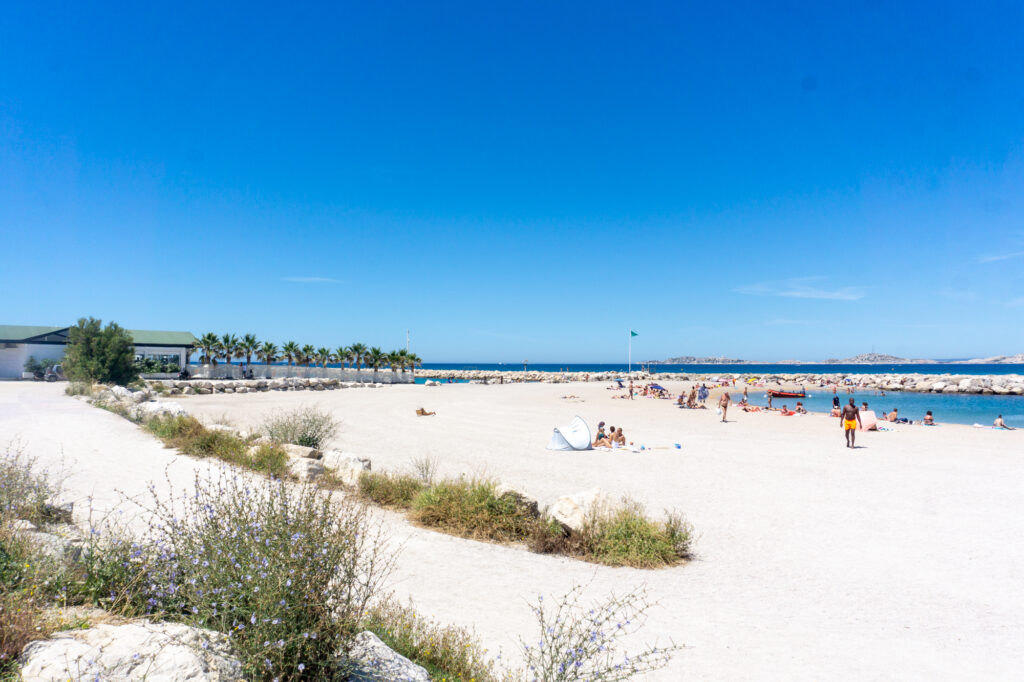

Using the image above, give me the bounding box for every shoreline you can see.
[415,369,1024,395]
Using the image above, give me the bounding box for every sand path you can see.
[2,381,1023,680]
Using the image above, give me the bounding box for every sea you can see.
[417,363,1024,428]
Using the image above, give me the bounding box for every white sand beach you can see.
[3,380,1023,680]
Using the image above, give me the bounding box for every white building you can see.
[0,325,197,379]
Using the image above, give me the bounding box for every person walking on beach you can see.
[719,391,731,422]
[628,380,634,400]
[842,398,862,448]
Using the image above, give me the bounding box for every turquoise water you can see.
[419,362,1023,376]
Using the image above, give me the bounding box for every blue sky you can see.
[2,1,1023,362]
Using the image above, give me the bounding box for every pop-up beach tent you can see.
[547,415,592,450]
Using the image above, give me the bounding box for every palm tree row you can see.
[194,333,422,374]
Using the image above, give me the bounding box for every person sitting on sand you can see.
[994,415,1015,430]
[794,402,807,414]
[612,427,626,446]
[415,407,436,416]
[780,404,795,416]
[592,421,607,446]
[887,408,899,422]
[923,411,935,425]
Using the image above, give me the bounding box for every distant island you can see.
[647,352,1023,365]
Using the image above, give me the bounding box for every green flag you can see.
[630,330,638,337]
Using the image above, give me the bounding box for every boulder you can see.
[94,389,115,402]
[132,401,187,421]
[288,458,326,481]
[19,622,241,681]
[549,488,608,533]
[41,501,74,524]
[21,530,83,562]
[283,443,322,460]
[494,482,540,518]
[10,519,37,532]
[347,630,430,682]
[321,451,372,485]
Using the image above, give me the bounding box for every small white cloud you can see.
[735,277,864,301]
[978,250,1024,264]
[281,276,340,283]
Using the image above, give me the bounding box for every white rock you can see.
[347,630,431,682]
[10,519,37,532]
[130,390,150,404]
[288,458,326,481]
[322,451,371,485]
[549,488,608,533]
[19,621,241,681]
[21,531,82,562]
[109,385,133,401]
[133,401,187,421]
[494,482,540,517]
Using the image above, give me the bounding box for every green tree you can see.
[300,344,316,368]
[349,342,368,370]
[239,333,260,370]
[258,341,279,368]
[197,333,220,365]
[387,350,402,375]
[366,347,386,378]
[336,346,353,369]
[62,317,138,386]
[316,347,333,368]
[281,341,300,366]
[219,333,239,367]
[407,352,422,376]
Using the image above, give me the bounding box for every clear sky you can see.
[2,1,1023,362]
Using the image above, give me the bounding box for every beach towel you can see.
[547,415,592,451]
[859,410,879,431]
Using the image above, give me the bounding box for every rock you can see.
[19,621,242,681]
[930,382,947,392]
[206,424,236,433]
[347,630,431,682]
[549,488,608,533]
[94,389,115,402]
[288,458,326,481]
[10,519,37,532]
[282,443,322,459]
[132,401,187,421]
[21,531,83,562]
[109,386,133,401]
[41,501,74,524]
[494,482,540,518]
[130,390,149,404]
[321,451,371,485]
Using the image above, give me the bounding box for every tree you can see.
[219,333,239,367]
[387,351,402,374]
[407,352,422,377]
[258,341,278,368]
[281,341,300,366]
[62,317,138,386]
[198,333,220,365]
[336,346,352,369]
[316,347,333,368]
[349,343,368,370]
[395,349,410,373]
[366,347,386,377]
[240,333,260,370]
[300,344,316,368]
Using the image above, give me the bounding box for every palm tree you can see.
[219,333,239,367]
[407,352,422,378]
[258,341,278,368]
[300,344,316,368]
[387,351,402,375]
[395,348,410,373]
[281,341,300,367]
[336,346,353,369]
[349,342,368,370]
[198,333,220,365]
[239,334,260,371]
[366,347,386,378]
[316,347,333,368]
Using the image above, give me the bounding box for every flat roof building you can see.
[0,324,196,379]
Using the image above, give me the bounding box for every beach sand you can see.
[3,380,1023,679]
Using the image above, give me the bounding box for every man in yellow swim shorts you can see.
[841,398,862,448]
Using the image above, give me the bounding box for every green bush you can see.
[143,415,290,478]
[62,317,138,386]
[88,470,394,680]
[357,471,424,509]
[411,478,536,542]
[0,445,56,526]
[583,500,692,568]
[64,381,94,397]
[363,599,504,682]
[261,406,339,449]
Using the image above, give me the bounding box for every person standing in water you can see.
[841,398,862,448]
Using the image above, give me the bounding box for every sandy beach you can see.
[3,380,1024,680]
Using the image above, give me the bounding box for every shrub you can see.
[357,471,424,509]
[363,598,504,682]
[143,415,290,478]
[0,444,56,525]
[90,469,394,680]
[409,455,439,485]
[248,443,290,479]
[0,589,44,677]
[583,499,691,569]
[520,584,679,681]
[261,406,339,449]
[64,381,94,397]
[62,317,138,386]
[410,478,536,542]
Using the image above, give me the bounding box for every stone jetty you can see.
[416,369,1024,395]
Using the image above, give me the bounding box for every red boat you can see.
[768,389,806,399]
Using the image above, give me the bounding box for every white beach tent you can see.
[547,415,592,451]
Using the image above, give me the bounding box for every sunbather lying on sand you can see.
[415,407,436,416]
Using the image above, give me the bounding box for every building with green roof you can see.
[0,324,197,378]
